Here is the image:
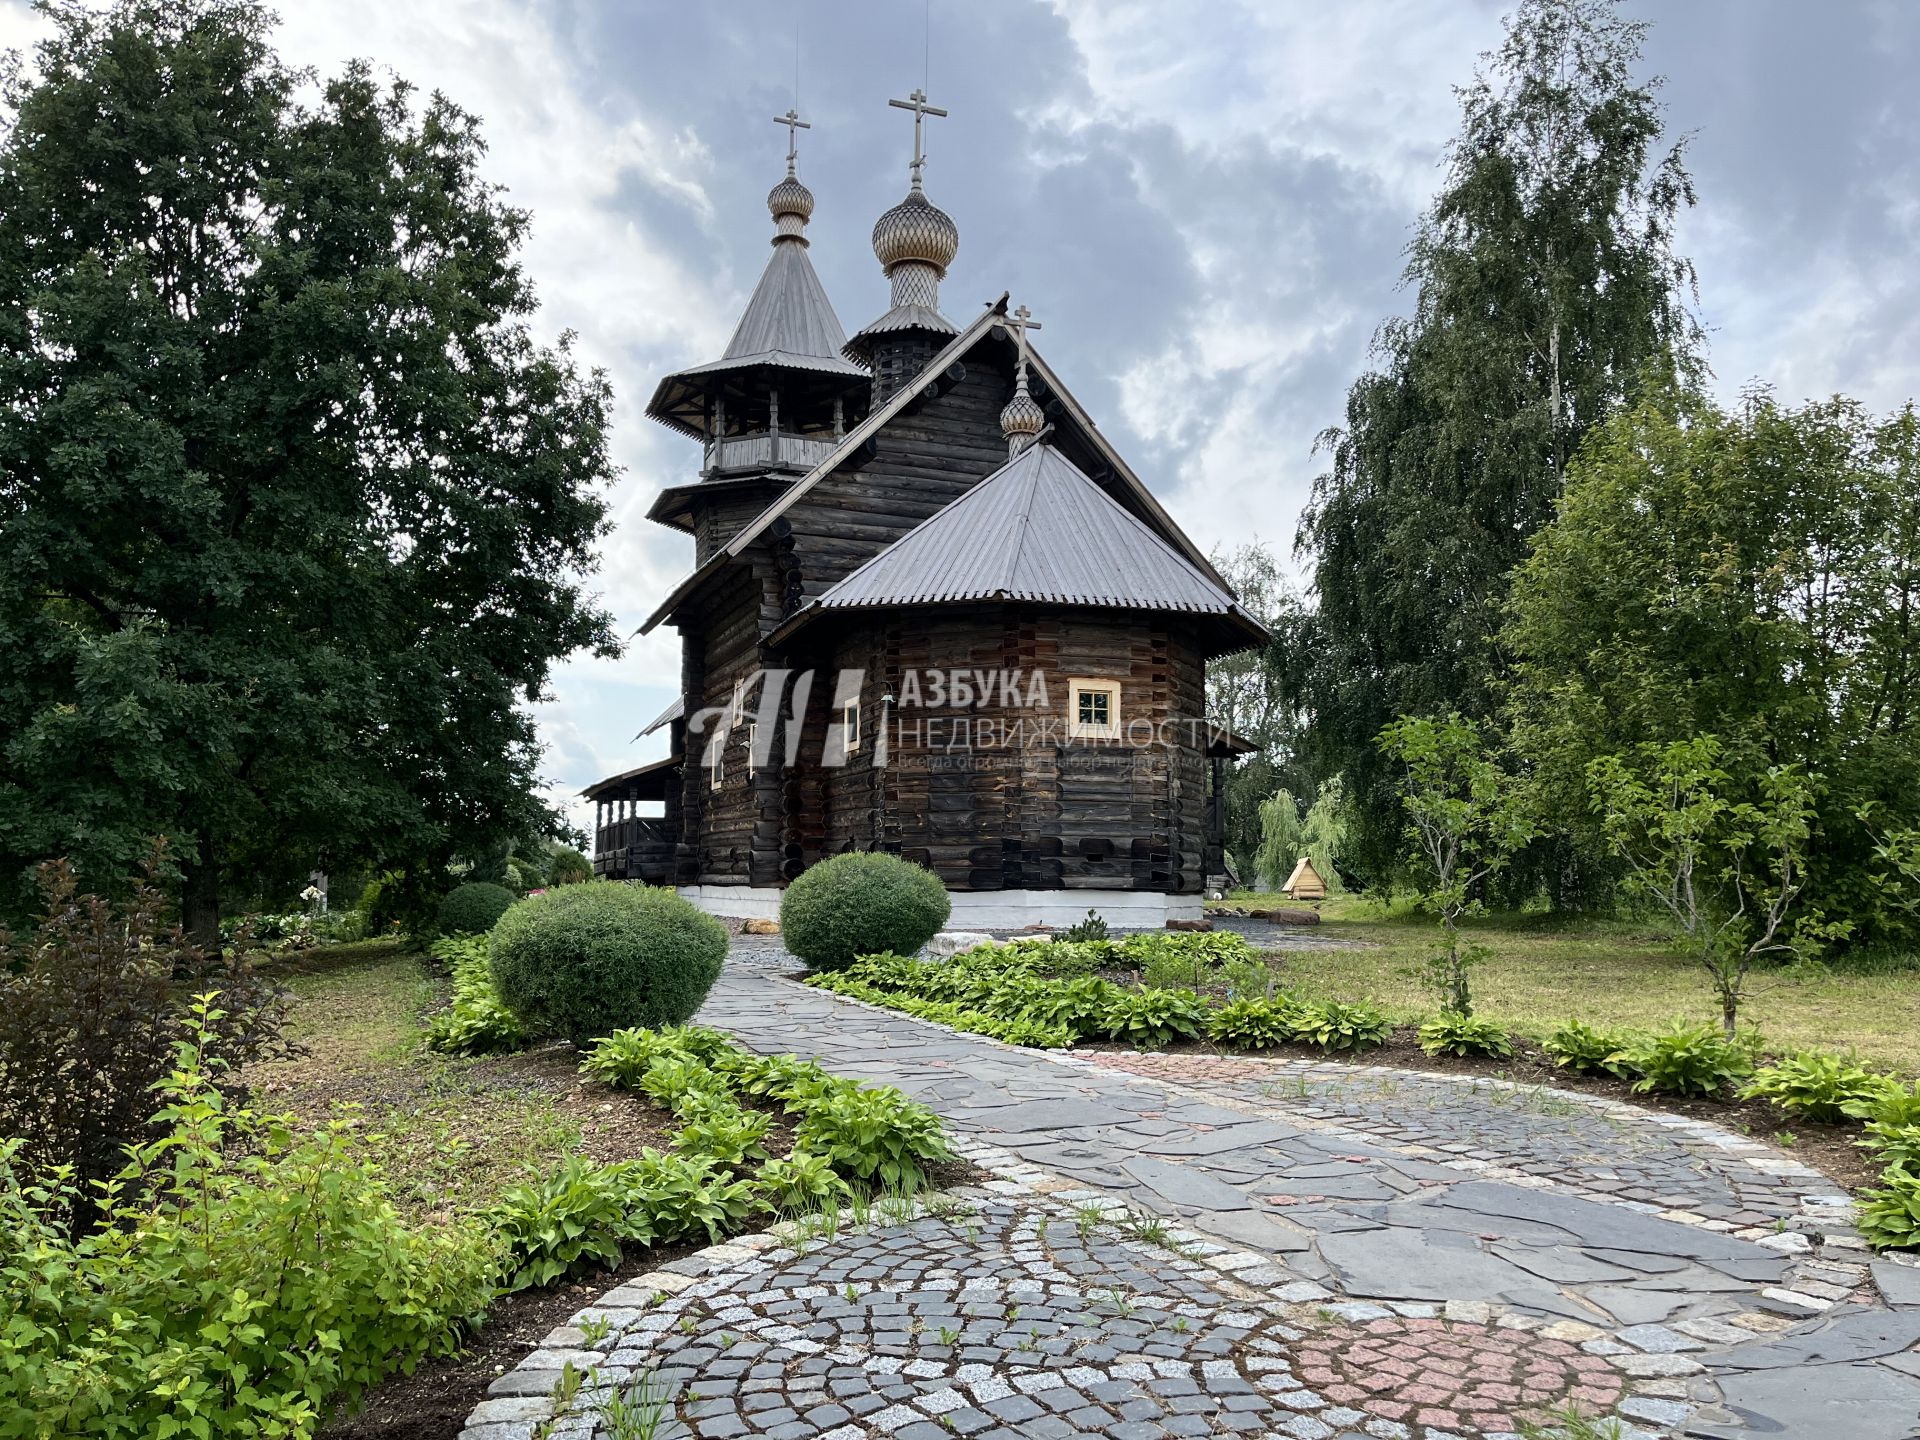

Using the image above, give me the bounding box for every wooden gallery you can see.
[586,94,1267,928]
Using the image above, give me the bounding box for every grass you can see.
[1223,892,1920,1074]
[248,940,588,1218]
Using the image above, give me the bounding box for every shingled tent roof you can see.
[647,241,866,437]
[769,441,1267,655]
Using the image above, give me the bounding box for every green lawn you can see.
[1224,893,1920,1074]
[248,940,596,1219]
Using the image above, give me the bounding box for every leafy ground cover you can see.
[1222,894,1920,1073]
[239,941,968,1438]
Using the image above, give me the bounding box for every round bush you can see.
[780,852,951,972]
[436,881,517,936]
[489,883,726,1044]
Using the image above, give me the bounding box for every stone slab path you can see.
[696,959,1920,1437]
[462,956,1920,1440]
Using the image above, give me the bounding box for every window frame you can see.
[745,721,758,778]
[1067,677,1122,741]
[841,698,861,755]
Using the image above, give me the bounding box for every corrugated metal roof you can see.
[810,442,1251,618]
[646,241,864,436]
[718,242,864,371]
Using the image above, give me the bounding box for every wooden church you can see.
[585,95,1265,927]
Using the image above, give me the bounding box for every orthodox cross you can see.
[887,87,948,189]
[773,107,810,177]
[1005,303,1042,376]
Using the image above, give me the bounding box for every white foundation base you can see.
[679,884,1201,930]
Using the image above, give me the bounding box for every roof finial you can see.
[766,108,815,246]
[888,87,947,193]
[774,107,809,179]
[999,304,1045,456]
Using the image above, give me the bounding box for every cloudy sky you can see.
[5,0,1917,837]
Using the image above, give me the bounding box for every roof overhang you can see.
[764,596,1268,658]
[581,753,683,801]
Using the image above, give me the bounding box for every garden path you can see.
[463,953,1920,1440]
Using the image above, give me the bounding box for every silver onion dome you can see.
[871,185,959,276]
[1000,378,1044,454]
[767,172,815,245]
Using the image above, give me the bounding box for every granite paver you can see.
[462,948,1920,1439]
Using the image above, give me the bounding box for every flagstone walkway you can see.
[463,955,1920,1440]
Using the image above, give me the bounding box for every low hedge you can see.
[780,852,950,972]
[490,883,725,1045]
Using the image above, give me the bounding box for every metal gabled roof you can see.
[792,442,1265,645]
[647,241,865,437]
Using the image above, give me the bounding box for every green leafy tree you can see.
[1378,715,1537,1016]
[1506,384,1920,944]
[0,1,617,938]
[1254,778,1349,896]
[1587,736,1814,1035]
[1299,0,1698,887]
[1204,542,1312,878]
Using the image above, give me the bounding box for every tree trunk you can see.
[183,830,221,954]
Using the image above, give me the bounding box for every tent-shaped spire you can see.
[776,441,1266,655]
[647,132,866,439]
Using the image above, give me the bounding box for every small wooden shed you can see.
[1281,857,1327,901]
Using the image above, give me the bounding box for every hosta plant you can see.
[1295,999,1392,1053]
[754,1150,853,1213]
[489,1154,652,1290]
[627,1149,762,1244]
[793,1086,952,1189]
[424,938,524,1055]
[1616,1021,1755,1097]
[1418,1011,1514,1059]
[1857,1169,1920,1252]
[1205,997,1306,1050]
[1742,1051,1888,1124]
[1100,988,1209,1050]
[673,1104,773,1170]
[578,1026,705,1089]
[1543,1020,1639,1079]
[1845,1078,1920,1128]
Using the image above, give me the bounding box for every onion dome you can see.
[871,183,959,276]
[767,169,815,246]
[1000,371,1044,456]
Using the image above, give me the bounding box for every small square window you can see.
[841,699,861,755]
[1068,678,1121,740]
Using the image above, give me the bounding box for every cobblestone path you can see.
[463,959,1920,1440]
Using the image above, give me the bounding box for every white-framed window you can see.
[709,745,725,791]
[745,722,758,778]
[841,698,861,755]
[1068,677,1121,740]
[730,678,747,724]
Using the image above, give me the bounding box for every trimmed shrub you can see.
[437,881,517,936]
[490,883,726,1045]
[780,852,951,971]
